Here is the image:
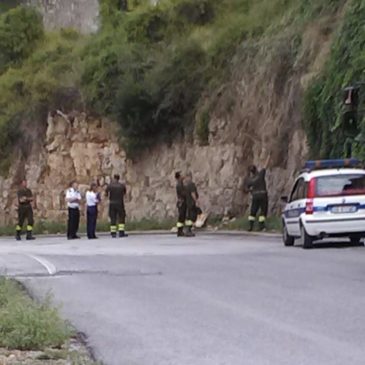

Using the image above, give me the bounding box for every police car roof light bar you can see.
[304,159,361,171]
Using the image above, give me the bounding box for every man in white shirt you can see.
[86,183,100,239]
[66,181,82,239]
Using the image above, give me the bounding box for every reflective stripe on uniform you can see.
[177,222,184,228]
[110,225,117,233]
[118,224,125,231]
[16,225,21,231]
[26,225,33,232]
[258,216,266,223]
[185,220,193,227]
[248,216,256,222]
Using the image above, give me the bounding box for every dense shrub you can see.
[303,0,365,158]
[0,6,44,72]
[0,0,362,165]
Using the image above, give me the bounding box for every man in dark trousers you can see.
[66,181,82,240]
[106,174,128,238]
[175,172,186,237]
[184,172,199,237]
[245,155,270,231]
[16,179,35,241]
[86,183,100,239]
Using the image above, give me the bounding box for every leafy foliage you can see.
[0,26,81,173]
[303,0,365,158]
[0,6,44,72]
[0,0,362,167]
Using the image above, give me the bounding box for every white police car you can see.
[282,159,365,249]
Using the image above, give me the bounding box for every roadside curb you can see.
[0,229,281,240]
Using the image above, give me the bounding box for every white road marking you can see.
[27,254,57,276]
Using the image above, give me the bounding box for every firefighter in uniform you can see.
[175,172,186,237]
[184,172,199,237]
[106,174,128,238]
[16,179,35,241]
[245,156,270,231]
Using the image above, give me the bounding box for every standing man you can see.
[106,174,128,238]
[86,183,100,239]
[175,172,186,237]
[245,156,270,231]
[184,172,199,237]
[66,181,82,240]
[15,179,35,241]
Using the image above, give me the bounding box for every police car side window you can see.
[289,180,300,202]
[297,179,306,200]
[290,178,305,202]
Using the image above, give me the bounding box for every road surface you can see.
[1,233,365,365]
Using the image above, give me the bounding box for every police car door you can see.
[286,178,306,237]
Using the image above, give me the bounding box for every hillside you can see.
[0,0,364,226]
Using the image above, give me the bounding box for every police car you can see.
[282,159,365,249]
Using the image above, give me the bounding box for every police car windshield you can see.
[315,174,365,197]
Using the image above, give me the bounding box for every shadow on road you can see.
[299,241,365,250]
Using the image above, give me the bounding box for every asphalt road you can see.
[1,233,365,365]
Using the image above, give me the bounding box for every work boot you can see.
[259,222,266,232]
[248,221,254,232]
[111,232,117,238]
[26,231,35,241]
[177,227,185,237]
[15,231,21,241]
[119,231,128,238]
[185,226,195,237]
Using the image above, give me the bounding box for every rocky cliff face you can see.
[0,104,306,227]
[27,0,99,33]
[0,2,340,227]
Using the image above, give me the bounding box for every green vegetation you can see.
[304,0,365,159]
[0,277,71,350]
[0,0,22,14]
[0,6,82,172]
[0,216,281,236]
[0,0,362,167]
[195,108,210,145]
[0,218,176,236]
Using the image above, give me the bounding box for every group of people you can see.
[14,162,269,240]
[15,174,128,241]
[65,174,128,240]
[173,161,269,237]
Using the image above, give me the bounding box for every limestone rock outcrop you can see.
[0,106,307,227]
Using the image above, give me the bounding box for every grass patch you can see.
[0,277,72,351]
[0,218,176,237]
[0,216,283,236]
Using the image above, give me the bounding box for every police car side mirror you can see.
[281,196,288,203]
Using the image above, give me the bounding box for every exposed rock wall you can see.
[27,0,99,34]
[0,107,306,227]
[1,7,340,227]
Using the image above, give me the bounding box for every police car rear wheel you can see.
[350,235,362,246]
[283,223,295,246]
[301,224,313,249]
